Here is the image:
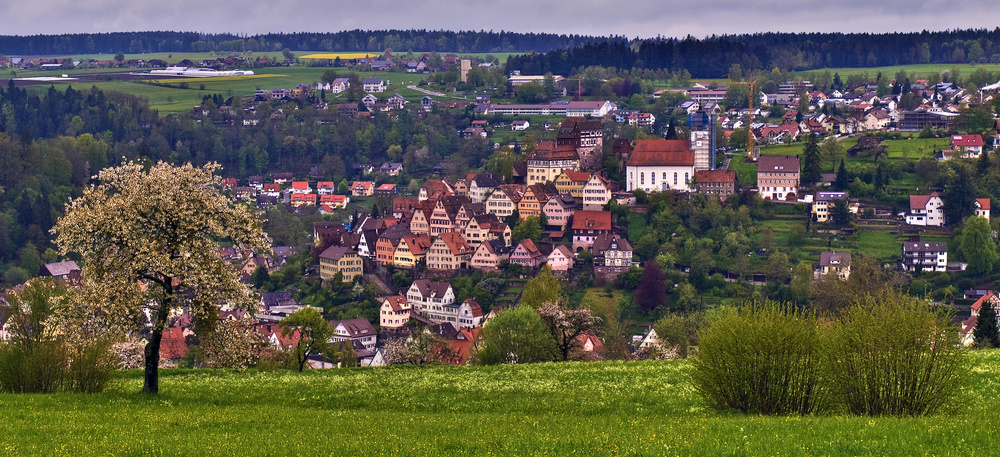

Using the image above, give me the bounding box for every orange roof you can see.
[561,169,591,182]
[628,140,694,166]
[972,292,998,311]
[439,231,474,255]
[317,181,334,190]
[909,192,940,211]
[292,181,309,190]
[383,295,410,312]
[694,169,735,183]
[571,210,612,231]
[977,198,991,210]
[402,234,432,255]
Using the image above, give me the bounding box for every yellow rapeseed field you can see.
[299,53,377,60]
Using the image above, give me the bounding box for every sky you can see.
[3,0,1000,39]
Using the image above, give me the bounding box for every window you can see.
[674,173,678,185]
[640,172,644,185]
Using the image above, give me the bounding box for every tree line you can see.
[505,29,1000,78]
[0,30,608,55]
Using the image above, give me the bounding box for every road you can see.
[407,85,446,97]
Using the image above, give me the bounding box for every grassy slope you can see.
[3,352,1000,455]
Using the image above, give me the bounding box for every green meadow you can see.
[2,351,1000,455]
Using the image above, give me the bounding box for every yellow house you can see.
[393,234,432,269]
[318,246,363,282]
[554,169,591,198]
[812,192,858,223]
[526,141,581,186]
[519,183,559,220]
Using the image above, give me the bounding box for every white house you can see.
[626,139,695,193]
[329,318,377,351]
[406,279,455,315]
[512,120,530,131]
[363,78,385,93]
[904,192,944,226]
[902,241,948,272]
[976,198,991,219]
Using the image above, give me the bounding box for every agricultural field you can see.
[803,63,1000,80]
[2,352,1000,455]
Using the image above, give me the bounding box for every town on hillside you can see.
[3,46,1000,367]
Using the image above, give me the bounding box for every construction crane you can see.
[726,78,758,160]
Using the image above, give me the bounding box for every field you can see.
[27,66,464,114]
[2,352,1000,455]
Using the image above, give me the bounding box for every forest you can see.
[0,30,608,55]
[505,29,1000,77]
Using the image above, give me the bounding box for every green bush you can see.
[0,341,69,393]
[691,301,826,414]
[68,339,116,394]
[824,293,968,416]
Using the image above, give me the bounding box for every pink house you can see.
[510,239,545,268]
[547,245,574,272]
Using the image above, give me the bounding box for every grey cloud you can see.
[2,0,998,39]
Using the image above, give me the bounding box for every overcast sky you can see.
[4,0,999,39]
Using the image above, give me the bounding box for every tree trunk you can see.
[143,286,173,394]
[143,327,163,394]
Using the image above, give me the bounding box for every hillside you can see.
[3,352,1000,455]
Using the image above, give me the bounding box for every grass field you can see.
[2,352,1000,455]
[803,63,1000,80]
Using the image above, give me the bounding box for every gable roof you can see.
[694,169,735,184]
[628,140,694,167]
[952,135,984,147]
[382,295,410,312]
[571,211,613,231]
[593,233,632,253]
[411,279,452,299]
[319,245,354,261]
[332,318,377,338]
[909,192,941,211]
[977,198,991,210]
[757,155,800,173]
[42,261,80,277]
[819,251,852,267]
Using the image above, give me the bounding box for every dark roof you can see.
[331,317,377,338]
[411,279,452,299]
[593,233,632,253]
[757,155,800,172]
[41,261,80,277]
[903,241,947,252]
[819,251,851,267]
[319,245,355,261]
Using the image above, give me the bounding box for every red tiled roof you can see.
[383,295,409,312]
[909,192,940,211]
[694,169,735,183]
[972,292,998,311]
[977,198,991,210]
[571,211,612,231]
[562,169,591,182]
[952,135,984,147]
[628,140,694,167]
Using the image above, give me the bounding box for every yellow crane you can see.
[726,78,758,160]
